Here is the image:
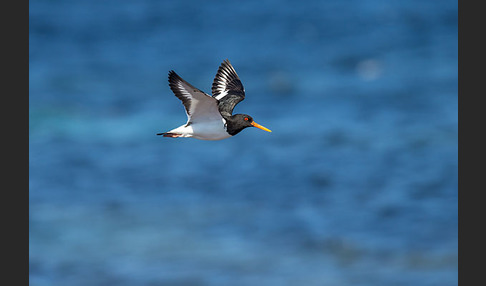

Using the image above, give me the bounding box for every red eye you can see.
[244,117,248,121]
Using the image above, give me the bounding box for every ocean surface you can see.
[29,1,458,285]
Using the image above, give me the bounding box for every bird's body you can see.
[158,59,271,140]
[163,117,230,140]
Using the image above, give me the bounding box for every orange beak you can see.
[251,121,272,132]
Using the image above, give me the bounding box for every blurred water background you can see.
[29,0,458,285]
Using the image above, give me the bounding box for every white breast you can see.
[168,118,231,140]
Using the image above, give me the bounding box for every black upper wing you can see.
[211,59,245,117]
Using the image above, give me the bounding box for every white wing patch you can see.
[214,91,228,100]
[211,59,245,101]
[212,65,233,98]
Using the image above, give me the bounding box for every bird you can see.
[157,59,272,140]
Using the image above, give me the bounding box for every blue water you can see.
[29,0,458,285]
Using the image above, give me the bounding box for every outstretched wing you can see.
[211,59,245,117]
[168,71,221,123]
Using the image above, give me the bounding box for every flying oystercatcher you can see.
[157,59,272,140]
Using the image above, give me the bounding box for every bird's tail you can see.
[156,132,182,138]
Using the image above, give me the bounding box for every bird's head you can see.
[234,114,272,132]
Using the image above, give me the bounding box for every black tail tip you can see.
[157,132,181,138]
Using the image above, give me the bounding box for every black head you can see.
[225,114,272,136]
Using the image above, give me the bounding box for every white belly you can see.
[168,118,231,140]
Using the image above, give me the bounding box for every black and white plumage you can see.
[212,60,245,117]
[157,59,271,140]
